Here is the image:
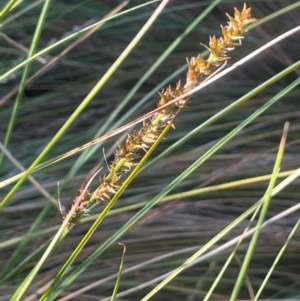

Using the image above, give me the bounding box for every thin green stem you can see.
[229,123,289,300]
[0,0,167,209]
[0,0,53,168]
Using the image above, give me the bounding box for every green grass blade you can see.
[142,60,300,171]
[0,204,51,281]
[39,109,175,301]
[0,230,53,284]
[9,167,104,301]
[116,168,300,300]
[0,1,159,82]
[139,77,300,300]
[1,3,300,299]
[62,0,222,186]
[52,70,300,300]
[230,123,289,300]
[0,0,22,21]
[254,218,300,300]
[2,60,299,190]
[203,205,262,301]
[0,0,52,168]
[111,243,126,301]
[9,228,68,301]
[0,0,167,209]
[1,0,43,26]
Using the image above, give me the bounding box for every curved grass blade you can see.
[111,243,126,301]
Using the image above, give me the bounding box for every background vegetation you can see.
[0,0,299,300]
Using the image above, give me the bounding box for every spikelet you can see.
[63,3,257,228]
[185,3,257,89]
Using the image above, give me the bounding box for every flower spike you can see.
[63,3,258,229]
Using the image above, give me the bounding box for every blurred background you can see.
[0,0,300,300]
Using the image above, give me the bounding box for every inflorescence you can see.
[63,3,257,228]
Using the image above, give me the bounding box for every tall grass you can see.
[0,1,300,300]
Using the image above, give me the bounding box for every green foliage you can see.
[0,1,300,300]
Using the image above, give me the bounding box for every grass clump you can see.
[0,1,300,300]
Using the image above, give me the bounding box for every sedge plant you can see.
[1,1,300,300]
